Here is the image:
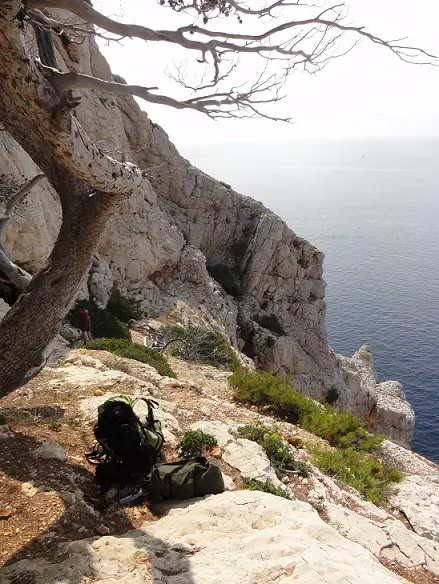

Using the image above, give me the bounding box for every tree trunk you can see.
[0,173,124,395]
[0,3,139,394]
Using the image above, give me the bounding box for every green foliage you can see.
[161,325,235,369]
[71,300,130,340]
[243,477,290,499]
[230,368,384,453]
[107,289,142,323]
[230,367,398,504]
[48,420,62,432]
[86,338,176,377]
[310,445,403,506]
[219,181,232,189]
[176,430,218,458]
[237,423,309,476]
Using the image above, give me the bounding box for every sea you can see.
[185,138,439,463]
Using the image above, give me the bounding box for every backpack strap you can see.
[132,398,160,430]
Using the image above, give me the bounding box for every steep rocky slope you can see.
[0,349,438,583]
[0,25,414,444]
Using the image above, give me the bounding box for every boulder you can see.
[223,438,283,487]
[190,420,234,448]
[33,441,67,462]
[59,323,81,343]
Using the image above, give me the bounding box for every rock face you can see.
[0,26,414,444]
[390,475,439,542]
[1,491,410,584]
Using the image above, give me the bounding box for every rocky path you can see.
[0,349,438,583]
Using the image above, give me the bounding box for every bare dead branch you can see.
[46,68,292,120]
[25,0,436,121]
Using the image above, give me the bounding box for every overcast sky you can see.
[96,0,439,150]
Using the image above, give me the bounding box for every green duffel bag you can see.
[144,457,224,501]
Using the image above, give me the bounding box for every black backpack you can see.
[87,395,164,485]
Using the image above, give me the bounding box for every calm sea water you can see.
[186,138,439,462]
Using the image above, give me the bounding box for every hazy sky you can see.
[96,0,439,150]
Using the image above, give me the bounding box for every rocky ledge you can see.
[0,350,437,583]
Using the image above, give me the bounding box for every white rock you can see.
[0,491,407,583]
[223,438,282,487]
[327,504,391,556]
[326,502,439,575]
[390,475,439,542]
[190,420,234,447]
[33,441,67,462]
[0,298,10,321]
[222,474,236,491]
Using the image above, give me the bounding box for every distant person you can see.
[79,309,92,343]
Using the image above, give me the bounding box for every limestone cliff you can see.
[0,30,414,445]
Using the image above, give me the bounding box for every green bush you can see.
[219,181,232,189]
[310,445,403,506]
[86,338,175,377]
[230,367,398,504]
[238,424,293,471]
[243,478,290,500]
[107,289,142,323]
[71,300,130,340]
[237,423,309,477]
[161,325,235,369]
[176,430,218,458]
[230,368,384,453]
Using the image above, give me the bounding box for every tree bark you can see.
[0,168,124,395]
[0,2,138,393]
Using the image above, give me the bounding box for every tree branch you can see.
[47,68,292,120]
[0,250,33,291]
[25,0,436,121]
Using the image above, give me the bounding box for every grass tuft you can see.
[86,338,176,377]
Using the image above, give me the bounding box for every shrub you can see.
[230,368,384,453]
[71,300,130,340]
[230,367,396,504]
[161,325,235,369]
[48,420,62,432]
[237,423,310,476]
[107,289,142,323]
[310,445,403,505]
[243,478,290,500]
[219,181,232,189]
[86,338,176,377]
[176,430,218,458]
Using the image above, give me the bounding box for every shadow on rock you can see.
[0,431,196,584]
